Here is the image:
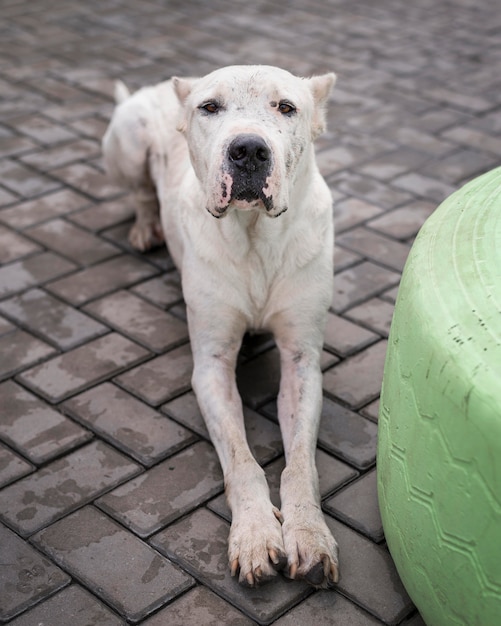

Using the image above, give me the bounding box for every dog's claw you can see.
[269,548,279,564]
[273,507,284,524]
[289,562,298,580]
[269,548,287,571]
[330,560,339,584]
[230,558,239,577]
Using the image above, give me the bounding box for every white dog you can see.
[102,65,338,588]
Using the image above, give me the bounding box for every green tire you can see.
[378,167,501,626]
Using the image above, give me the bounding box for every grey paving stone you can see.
[26,218,120,265]
[32,506,194,624]
[18,332,149,403]
[6,113,79,145]
[0,186,18,206]
[334,246,363,274]
[151,507,312,626]
[392,172,455,204]
[419,148,498,185]
[345,297,395,337]
[0,380,92,464]
[0,443,33,488]
[68,197,134,231]
[50,162,122,200]
[0,315,14,335]
[358,147,429,181]
[323,340,388,410]
[97,440,223,537]
[0,133,38,158]
[324,468,383,542]
[274,590,381,625]
[441,125,501,157]
[163,391,284,464]
[0,159,60,198]
[337,228,411,273]
[324,312,379,357]
[0,523,70,622]
[7,584,124,626]
[0,288,108,350]
[0,224,41,263]
[20,138,100,171]
[142,586,255,626]
[331,261,400,314]
[84,289,189,353]
[0,189,90,229]
[0,328,56,380]
[335,172,413,210]
[130,273,184,309]
[333,197,383,234]
[115,342,193,406]
[367,200,436,241]
[360,398,380,422]
[46,254,158,305]
[0,251,77,298]
[0,440,140,536]
[425,86,492,113]
[381,126,455,157]
[63,382,197,466]
[327,517,413,624]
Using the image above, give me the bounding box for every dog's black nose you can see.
[228,135,271,172]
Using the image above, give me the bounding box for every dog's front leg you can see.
[274,326,339,588]
[189,313,286,586]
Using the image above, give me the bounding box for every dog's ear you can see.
[172,77,199,133]
[307,72,336,140]
[172,77,194,104]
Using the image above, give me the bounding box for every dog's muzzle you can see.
[226,134,274,211]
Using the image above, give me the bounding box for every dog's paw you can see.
[281,506,339,588]
[228,505,287,587]
[128,220,164,252]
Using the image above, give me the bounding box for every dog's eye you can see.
[199,101,220,114]
[278,101,296,115]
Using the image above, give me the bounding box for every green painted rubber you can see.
[378,167,501,626]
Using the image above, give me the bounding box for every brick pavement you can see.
[1,0,500,624]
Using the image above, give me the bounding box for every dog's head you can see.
[173,65,335,218]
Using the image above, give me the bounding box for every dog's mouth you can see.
[208,189,286,218]
[233,183,274,211]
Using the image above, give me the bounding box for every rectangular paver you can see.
[46,255,159,305]
[0,251,77,299]
[323,340,388,410]
[84,289,189,352]
[63,382,197,466]
[0,440,141,536]
[97,440,223,537]
[26,218,120,265]
[17,332,150,403]
[115,342,193,405]
[32,506,194,624]
[326,517,414,624]
[6,585,124,626]
[0,523,70,622]
[0,329,55,380]
[0,380,92,463]
[0,288,108,350]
